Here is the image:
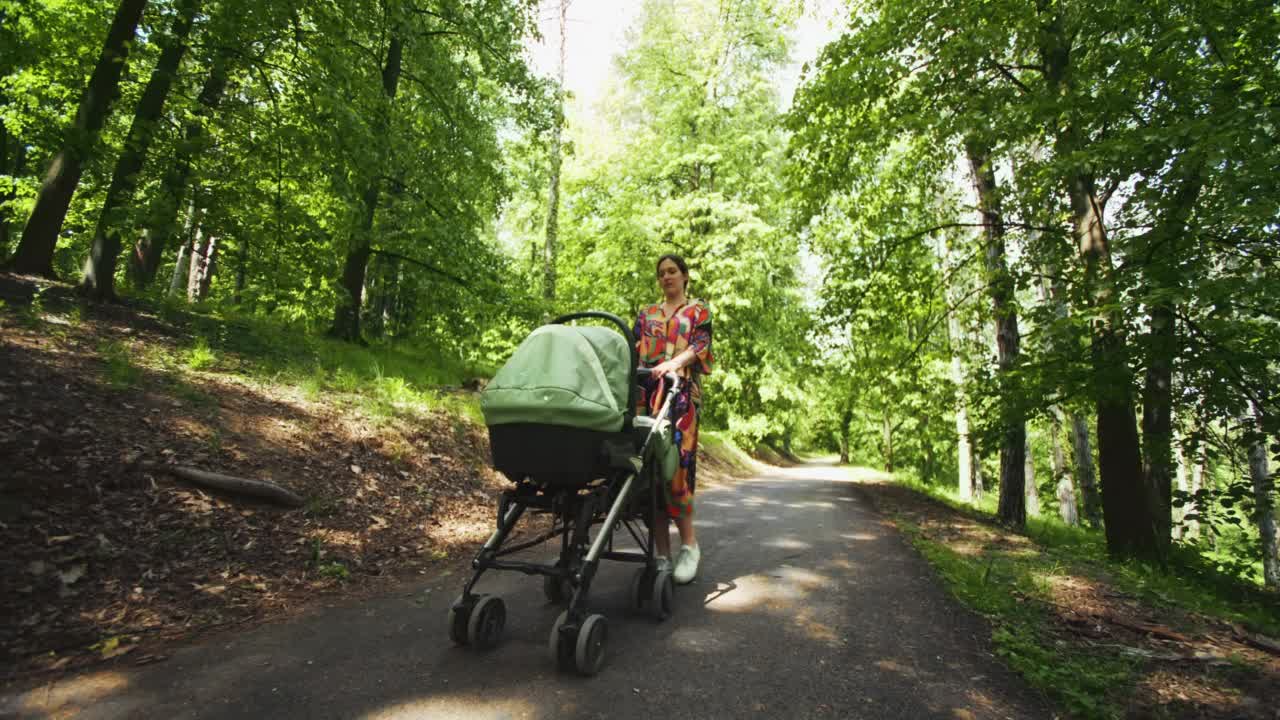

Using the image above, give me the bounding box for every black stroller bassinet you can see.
[446,311,681,676]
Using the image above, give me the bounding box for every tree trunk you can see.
[1188,440,1206,541]
[945,233,974,501]
[972,453,985,500]
[543,0,569,302]
[169,240,190,296]
[882,411,894,473]
[1069,413,1102,527]
[187,232,217,301]
[6,0,149,277]
[1140,164,1203,546]
[1050,409,1078,525]
[130,54,231,289]
[81,0,200,300]
[838,404,852,464]
[1025,435,1041,516]
[966,139,1026,528]
[1246,407,1279,588]
[331,35,402,342]
[1039,9,1154,559]
[1173,434,1189,541]
[234,234,247,304]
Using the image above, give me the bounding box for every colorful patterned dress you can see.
[634,300,713,519]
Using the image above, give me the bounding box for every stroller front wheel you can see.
[575,614,608,676]
[650,570,674,621]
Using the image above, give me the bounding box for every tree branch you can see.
[368,248,470,287]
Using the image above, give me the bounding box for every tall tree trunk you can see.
[945,233,975,501]
[1032,231,1080,526]
[331,35,402,342]
[1140,164,1203,547]
[169,193,199,296]
[1188,439,1206,541]
[81,0,200,300]
[882,411,894,473]
[1024,435,1041,516]
[1173,433,1189,541]
[187,231,217,302]
[543,0,569,302]
[234,234,247,305]
[5,0,149,277]
[1070,414,1102,526]
[838,404,852,464]
[966,139,1026,528]
[1038,9,1155,559]
[1050,409,1079,525]
[1246,406,1279,588]
[130,54,231,289]
[972,453,985,500]
[169,241,190,296]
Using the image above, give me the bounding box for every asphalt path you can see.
[4,462,1055,720]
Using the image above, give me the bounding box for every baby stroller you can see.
[446,311,682,676]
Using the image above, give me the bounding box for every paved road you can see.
[4,463,1054,720]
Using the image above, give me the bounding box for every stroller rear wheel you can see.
[628,567,649,612]
[467,595,506,650]
[548,611,576,672]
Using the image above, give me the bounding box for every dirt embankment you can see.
[0,278,508,685]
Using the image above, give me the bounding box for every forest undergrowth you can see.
[859,473,1280,720]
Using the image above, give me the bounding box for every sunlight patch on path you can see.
[361,695,539,720]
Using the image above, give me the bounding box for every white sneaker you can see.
[673,544,700,585]
[655,556,672,575]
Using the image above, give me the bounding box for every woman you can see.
[634,253,713,584]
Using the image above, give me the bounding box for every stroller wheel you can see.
[650,570,674,621]
[467,595,506,650]
[628,567,652,612]
[548,610,576,672]
[447,595,474,645]
[574,614,608,676]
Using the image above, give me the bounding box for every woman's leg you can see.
[675,513,696,548]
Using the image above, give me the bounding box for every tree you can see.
[80,0,201,300]
[6,0,149,277]
[967,140,1026,528]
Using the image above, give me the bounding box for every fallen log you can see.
[1231,624,1280,657]
[140,462,304,507]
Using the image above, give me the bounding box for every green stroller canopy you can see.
[480,324,632,432]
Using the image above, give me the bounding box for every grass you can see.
[896,520,1137,719]
[98,340,143,389]
[700,430,757,476]
[897,475,1280,636]
[881,471,1280,718]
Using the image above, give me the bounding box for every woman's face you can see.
[657,259,687,296]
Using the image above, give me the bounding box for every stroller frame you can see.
[447,311,681,676]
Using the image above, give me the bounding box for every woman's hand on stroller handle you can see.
[637,367,680,390]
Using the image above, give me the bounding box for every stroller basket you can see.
[488,422,640,487]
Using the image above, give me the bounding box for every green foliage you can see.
[98,340,142,389]
[184,338,217,371]
[317,561,350,581]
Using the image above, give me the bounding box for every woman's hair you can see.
[656,253,690,291]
